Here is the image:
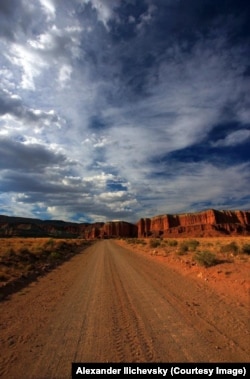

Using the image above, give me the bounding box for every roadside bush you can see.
[187,239,200,251]
[166,239,178,247]
[241,244,250,255]
[149,239,161,248]
[177,242,189,255]
[134,239,147,245]
[177,239,200,255]
[220,241,239,255]
[194,251,217,267]
[49,251,62,261]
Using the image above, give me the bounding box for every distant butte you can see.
[0,209,249,239]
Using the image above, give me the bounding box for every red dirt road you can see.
[0,240,249,378]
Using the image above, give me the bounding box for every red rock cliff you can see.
[101,221,138,238]
[137,209,250,237]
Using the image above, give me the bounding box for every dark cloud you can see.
[0,0,43,41]
[0,89,61,125]
[0,172,59,194]
[0,137,68,171]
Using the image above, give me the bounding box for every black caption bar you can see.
[72,363,249,378]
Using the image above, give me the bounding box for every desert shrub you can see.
[187,239,200,251]
[149,239,161,248]
[241,244,250,255]
[220,241,239,255]
[194,251,217,267]
[177,242,189,255]
[177,240,200,254]
[133,239,146,245]
[166,239,178,247]
[49,252,62,261]
[126,239,136,244]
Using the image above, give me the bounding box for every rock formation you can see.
[100,221,138,238]
[0,216,137,239]
[0,215,104,238]
[0,209,249,239]
[137,209,250,238]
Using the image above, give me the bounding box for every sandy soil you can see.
[116,237,250,307]
[0,240,249,379]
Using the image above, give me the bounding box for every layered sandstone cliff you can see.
[137,209,250,238]
[101,221,138,238]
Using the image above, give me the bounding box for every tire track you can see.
[107,251,156,362]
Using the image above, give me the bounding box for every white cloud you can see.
[0,68,14,91]
[6,43,48,90]
[4,22,83,90]
[58,64,72,86]
[212,129,250,147]
[103,35,249,173]
[0,88,63,134]
[82,134,112,148]
[80,0,121,29]
[39,0,56,20]
[46,205,78,221]
[137,4,157,31]
[98,191,128,201]
[84,172,116,188]
[29,24,83,58]
[133,161,250,218]
[128,15,135,24]
[62,176,82,187]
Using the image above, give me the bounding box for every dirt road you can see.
[0,240,249,378]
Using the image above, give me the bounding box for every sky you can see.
[0,0,250,223]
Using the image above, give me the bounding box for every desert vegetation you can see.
[0,238,92,293]
[193,251,218,267]
[126,238,147,246]
[124,236,250,268]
